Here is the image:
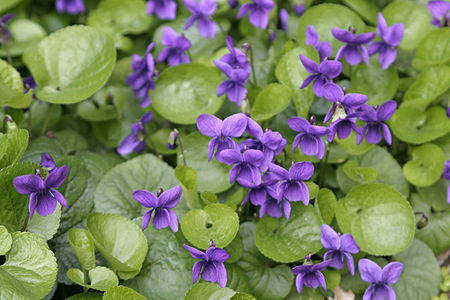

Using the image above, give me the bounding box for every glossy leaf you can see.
[103,286,146,300]
[0,225,12,255]
[0,0,23,12]
[175,165,201,209]
[251,83,291,121]
[67,266,118,291]
[0,59,33,108]
[68,228,96,271]
[403,143,445,187]
[27,203,61,241]
[336,131,374,156]
[185,283,237,300]
[413,28,450,70]
[0,19,46,57]
[315,188,337,225]
[342,159,377,184]
[0,128,29,169]
[340,0,378,23]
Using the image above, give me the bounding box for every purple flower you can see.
[167,128,179,150]
[0,14,14,45]
[126,43,156,108]
[327,117,360,142]
[442,161,450,204]
[217,148,265,184]
[183,0,218,39]
[196,113,248,160]
[13,166,69,219]
[214,60,249,106]
[288,117,328,159]
[294,4,305,16]
[157,27,191,66]
[147,0,177,20]
[280,8,289,31]
[321,224,360,275]
[55,0,85,14]
[41,153,57,173]
[269,161,314,211]
[305,25,332,62]
[332,27,376,65]
[359,258,404,300]
[356,100,397,145]
[183,242,230,288]
[428,1,450,27]
[133,186,181,232]
[237,0,275,29]
[117,111,153,155]
[291,260,332,294]
[23,76,39,101]
[220,36,251,72]
[228,0,238,9]
[237,172,278,206]
[299,54,342,97]
[323,83,368,123]
[368,13,404,70]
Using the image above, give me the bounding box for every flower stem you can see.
[249,45,258,86]
[319,143,331,187]
[177,131,187,166]
[27,108,32,138]
[40,104,56,136]
[5,41,12,65]
[21,211,30,232]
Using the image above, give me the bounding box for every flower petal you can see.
[289,161,314,181]
[158,185,182,208]
[167,209,179,232]
[288,116,309,132]
[319,60,343,78]
[331,27,355,43]
[192,261,204,284]
[35,191,57,217]
[142,209,153,231]
[379,46,397,70]
[197,114,222,137]
[381,262,404,284]
[215,262,228,288]
[183,244,207,259]
[299,54,319,74]
[340,233,360,253]
[13,175,44,194]
[44,165,68,188]
[216,149,242,165]
[152,208,171,229]
[359,258,382,283]
[51,189,68,208]
[355,32,376,44]
[377,100,397,121]
[222,113,248,137]
[381,123,392,145]
[384,23,404,47]
[321,224,340,250]
[133,190,158,208]
[208,248,230,262]
[243,149,265,167]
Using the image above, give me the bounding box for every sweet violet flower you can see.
[214,60,249,106]
[299,54,342,97]
[428,1,450,27]
[368,13,404,70]
[157,27,191,66]
[126,43,156,108]
[356,101,397,145]
[442,161,450,204]
[196,113,248,160]
[280,8,289,31]
[147,0,177,20]
[217,148,265,184]
[332,27,376,65]
[117,111,153,155]
[228,0,239,9]
[237,0,275,29]
[133,186,181,232]
[323,83,368,123]
[327,116,360,142]
[220,36,251,72]
[237,172,278,206]
[291,258,332,294]
[288,117,328,159]
[41,153,57,173]
[359,258,404,300]
[0,14,14,45]
[23,76,39,101]
[55,0,85,14]
[321,224,360,275]
[183,242,230,288]
[13,165,69,219]
[183,0,218,38]
[305,25,332,62]
[294,4,305,16]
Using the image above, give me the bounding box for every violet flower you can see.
[220,36,251,72]
[323,83,368,123]
[291,259,332,294]
[157,27,191,66]
[305,25,332,62]
[214,60,249,106]
[237,0,275,29]
[299,54,342,97]
[332,27,376,65]
[13,165,69,219]
[183,0,218,38]
[442,161,450,204]
[55,0,85,14]
[0,14,14,45]
[41,153,57,173]
[147,0,177,20]
[228,0,238,9]
[126,43,156,108]
[356,100,397,145]
[217,148,265,185]
[321,224,360,275]
[133,186,181,232]
[196,113,248,160]
[280,8,289,31]
[23,76,39,101]
[269,161,314,210]
[183,242,230,288]
[428,1,450,27]
[327,116,360,142]
[117,111,153,155]
[359,258,403,300]
[237,172,278,206]
[288,117,328,159]
[294,4,305,16]
[368,13,404,70]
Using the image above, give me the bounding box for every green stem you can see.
[2,115,7,133]
[249,45,258,86]
[146,132,161,157]
[21,211,30,232]
[40,104,56,136]
[27,108,32,138]
[177,132,187,166]
[319,143,331,187]
[5,41,12,65]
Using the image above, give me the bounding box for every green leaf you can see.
[382,0,432,50]
[416,212,450,255]
[403,143,445,187]
[68,267,119,291]
[175,165,201,209]
[0,162,37,232]
[86,213,148,280]
[0,19,46,57]
[412,28,450,70]
[146,128,178,155]
[103,286,146,300]
[66,292,103,300]
[389,106,450,144]
[226,263,249,293]
[151,63,224,124]
[315,188,337,225]
[0,232,57,299]
[178,132,232,194]
[77,85,127,122]
[335,131,374,155]
[23,25,116,104]
[251,83,291,121]
[0,59,33,109]
[224,234,243,264]
[323,269,341,290]
[27,203,61,241]
[255,204,322,263]
[231,292,256,300]
[0,225,12,255]
[336,184,415,255]
[0,128,29,169]
[69,228,96,271]
[343,160,377,183]
[340,0,378,23]
[185,283,237,300]
[402,66,450,110]
[94,154,187,219]
[0,0,23,12]
[296,4,365,55]
[393,239,441,300]
[201,191,219,205]
[417,180,449,211]
[350,58,399,106]
[124,227,193,300]
[181,203,239,249]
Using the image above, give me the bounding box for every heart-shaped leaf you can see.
[403,143,445,187]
